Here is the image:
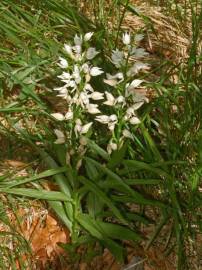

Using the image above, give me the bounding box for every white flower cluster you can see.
[51,32,149,155]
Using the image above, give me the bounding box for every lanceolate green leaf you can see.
[94,221,142,242]
[76,213,125,263]
[79,176,128,224]
[85,157,165,207]
[0,188,71,201]
[1,167,68,188]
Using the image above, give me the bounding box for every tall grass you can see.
[0,0,201,269]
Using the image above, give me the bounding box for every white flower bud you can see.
[81,122,93,134]
[111,49,124,67]
[86,47,99,60]
[123,129,133,139]
[109,114,117,122]
[90,91,104,100]
[132,102,144,110]
[51,113,64,121]
[84,32,94,41]
[135,34,144,42]
[64,111,73,120]
[57,72,71,80]
[116,95,125,103]
[74,34,82,46]
[58,57,68,69]
[90,67,104,76]
[86,104,101,114]
[107,141,117,154]
[54,129,65,144]
[64,44,72,55]
[104,91,115,106]
[95,115,109,124]
[122,32,131,45]
[130,79,144,88]
[80,136,88,146]
[84,83,94,92]
[82,63,89,73]
[73,45,82,54]
[108,122,116,131]
[130,116,141,125]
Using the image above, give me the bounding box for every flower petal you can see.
[51,113,64,121]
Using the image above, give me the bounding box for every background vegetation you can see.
[0,0,201,269]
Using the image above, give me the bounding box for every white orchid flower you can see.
[109,114,117,122]
[124,106,141,122]
[83,83,94,93]
[107,141,117,154]
[86,47,99,60]
[79,136,87,146]
[57,89,69,100]
[79,92,90,107]
[67,80,77,91]
[58,57,68,69]
[96,114,117,131]
[90,67,104,76]
[132,48,148,58]
[125,79,144,97]
[84,32,94,42]
[108,114,118,131]
[71,93,79,105]
[90,91,104,100]
[74,119,82,136]
[74,34,83,46]
[64,44,72,54]
[126,107,135,118]
[73,45,82,55]
[127,62,149,76]
[51,111,73,121]
[57,72,71,80]
[135,34,144,42]
[95,115,110,124]
[64,111,73,120]
[54,129,65,144]
[129,79,144,88]
[116,95,125,104]
[111,49,124,67]
[104,91,116,106]
[86,104,101,114]
[122,32,131,45]
[51,113,65,121]
[123,129,133,139]
[132,101,144,110]
[130,116,141,125]
[104,72,124,86]
[80,122,93,134]
[81,63,90,73]
[108,122,116,131]
[133,89,149,104]
[72,65,81,84]
[53,85,68,92]
[74,120,92,136]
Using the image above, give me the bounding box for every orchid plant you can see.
[51,31,149,161]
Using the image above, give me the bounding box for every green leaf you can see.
[2,167,68,188]
[95,221,142,242]
[85,158,99,180]
[85,158,165,207]
[0,188,71,201]
[48,201,72,231]
[87,139,110,161]
[79,176,128,224]
[76,213,125,263]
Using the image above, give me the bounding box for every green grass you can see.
[0,0,202,269]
